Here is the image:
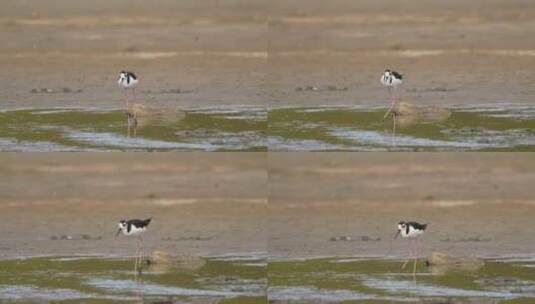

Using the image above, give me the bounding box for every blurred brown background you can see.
[2,0,535,108]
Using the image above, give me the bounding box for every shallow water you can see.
[0,255,267,303]
[0,107,267,151]
[269,257,535,303]
[0,104,533,151]
[268,104,535,151]
[3,255,535,303]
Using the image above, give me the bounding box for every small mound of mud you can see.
[149,250,206,273]
[127,103,186,127]
[388,101,451,127]
[426,251,484,274]
[329,235,381,242]
[142,88,194,94]
[50,234,101,241]
[30,87,82,94]
[440,236,491,242]
[295,85,348,92]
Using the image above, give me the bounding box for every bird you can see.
[380,69,403,146]
[380,69,403,119]
[395,221,427,274]
[115,218,151,276]
[117,71,139,132]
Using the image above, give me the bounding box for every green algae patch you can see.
[268,105,535,151]
[0,107,267,151]
[0,255,267,303]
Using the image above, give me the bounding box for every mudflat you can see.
[0,153,267,259]
[0,0,267,109]
[268,153,535,259]
[2,153,534,260]
[2,0,535,109]
[267,0,535,106]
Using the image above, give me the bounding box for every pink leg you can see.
[134,239,139,278]
[391,87,396,109]
[384,87,394,120]
[413,239,419,274]
[392,112,397,148]
[125,90,130,110]
[139,236,144,273]
[402,239,414,269]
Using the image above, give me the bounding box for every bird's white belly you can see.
[402,228,423,238]
[390,78,402,87]
[124,226,145,236]
[380,75,402,87]
[118,79,138,88]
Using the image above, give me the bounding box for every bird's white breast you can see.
[118,76,138,88]
[380,73,402,87]
[122,225,146,237]
[401,226,424,238]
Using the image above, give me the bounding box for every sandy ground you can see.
[2,153,535,260]
[1,0,535,109]
[268,153,535,259]
[0,0,267,109]
[0,153,267,259]
[267,0,535,106]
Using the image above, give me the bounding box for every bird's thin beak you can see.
[115,229,121,238]
[394,230,400,239]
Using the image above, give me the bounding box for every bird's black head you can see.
[118,71,127,81]
[394,221,406,238]
[384,69,391,73]
[115,220,127,237]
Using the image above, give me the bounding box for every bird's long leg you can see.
[125,89,130,111]
[139,235,144,274]
[401,239,413,270]
[413,238,420,275]
[133,114,137,137]
[393,86,398,109]
[134,239,139,278]
[392,112,397,148]
[384,87,393,120]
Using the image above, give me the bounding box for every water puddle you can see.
[3,255,535,303]
[268,104,535,151]
[0,107,266,151]
[268,257,535,303]
[0,255,267,303]
[1,104,533,151]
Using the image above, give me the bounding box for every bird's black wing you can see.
[127,218,151,228]
[127,72,137,80]
[408,222,427,230]
[391,71,403,80]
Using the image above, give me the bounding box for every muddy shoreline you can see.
[1,153,535,260]
[268,153,535,259]
[2,1,535,109]
[0,153,267,259]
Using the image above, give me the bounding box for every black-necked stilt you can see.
[116,218,151,276]
[117,71,139,133]
[381,69,403,119]
[395,221,427,274]
[380,69,403,146]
